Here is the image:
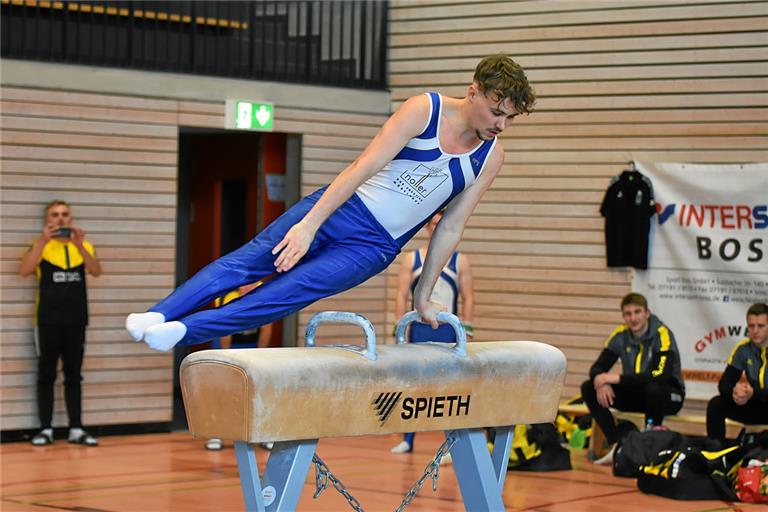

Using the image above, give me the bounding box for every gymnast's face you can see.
[469,84,519,141]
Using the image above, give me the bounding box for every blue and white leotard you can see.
[357,92,496,245]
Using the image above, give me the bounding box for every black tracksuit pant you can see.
[706,394,768,442]
[36,324,86,429]
[581,379,684,444]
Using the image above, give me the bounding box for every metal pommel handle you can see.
[395,311,467,357]
[305,311,377,361]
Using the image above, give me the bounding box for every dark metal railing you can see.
[1,0,387,89]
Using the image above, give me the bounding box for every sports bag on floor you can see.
[613,429,686,478]
[637,443,743,501]
[508,423,571,471]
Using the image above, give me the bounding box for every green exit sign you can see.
[225,100,274,131]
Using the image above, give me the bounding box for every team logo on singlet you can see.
[392,164,448,205]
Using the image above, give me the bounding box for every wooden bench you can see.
[558,403,768,458]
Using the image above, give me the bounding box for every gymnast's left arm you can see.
[414,144,504,328]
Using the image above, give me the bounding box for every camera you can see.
[54,227,72,238]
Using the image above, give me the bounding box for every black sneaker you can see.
[31,429,53,446]
[68,429,98,446]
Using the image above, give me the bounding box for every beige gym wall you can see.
[0,60,390,430]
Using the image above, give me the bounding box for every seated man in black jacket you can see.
[582,293,685,463]
[706,302,768,445]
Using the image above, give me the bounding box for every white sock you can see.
[144,321,187,351]
[391,441,412,454]
[126,312,165,342]
[594,444,616,465]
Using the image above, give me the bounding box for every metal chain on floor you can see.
[311,434,456,512]
[394,434,457,512]
[312,453,366,512]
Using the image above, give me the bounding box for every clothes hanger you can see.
[625,160,637,180]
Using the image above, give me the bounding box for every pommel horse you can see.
[181,311,566,511]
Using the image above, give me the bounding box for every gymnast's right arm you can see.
[272,95,430,272]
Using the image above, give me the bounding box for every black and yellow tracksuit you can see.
[581,314,686,444]
[34,239,95,429]
[706,338,768,441]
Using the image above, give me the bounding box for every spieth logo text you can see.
[372,391,471,426]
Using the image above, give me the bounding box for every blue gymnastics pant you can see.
[409,322,457,343]
[150,188,400,345]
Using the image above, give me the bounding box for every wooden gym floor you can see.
[1,431,763,512]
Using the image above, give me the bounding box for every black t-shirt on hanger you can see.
[600,170,656,269]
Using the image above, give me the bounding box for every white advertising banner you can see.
[632,162,768,399]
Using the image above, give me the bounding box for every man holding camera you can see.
[19,200,102,446]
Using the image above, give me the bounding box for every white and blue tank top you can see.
[356,92,497,246]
